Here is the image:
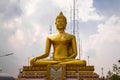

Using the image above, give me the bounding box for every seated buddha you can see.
[30,12,86,66]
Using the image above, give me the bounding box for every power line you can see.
[0,53,14,57]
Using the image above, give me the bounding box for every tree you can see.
[107,70,113,78]
[112,64,120,75]
[107,63,120,80]
[109,74,120,80]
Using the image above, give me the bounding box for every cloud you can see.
[0,0,22,21]
[8,29,26,49]
[54,0,103,21]
[88,16,120,49]
[78,0,103,22]
[7,0,55,50]
[51,0,103,22]
[54,0,73,9]
[3,17,22,30]
[84,15,120,76]
[8,23,48,50]
[0,0,51,77]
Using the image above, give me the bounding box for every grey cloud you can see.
[0,0,22,21]
[0,0,22,76]
[31,0,60,26]
[86,49,97,59]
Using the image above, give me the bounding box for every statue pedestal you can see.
[18,65,99,80]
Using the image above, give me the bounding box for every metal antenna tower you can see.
[49,25,52,35]
[73,0,76,35]
[71,0,81,59]
[70,5,73,33]
[76,3,81,59]
[88,56,90,65]
[49,25,53,59]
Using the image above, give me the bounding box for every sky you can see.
[0,0,120,78]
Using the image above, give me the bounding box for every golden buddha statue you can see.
[30,12,86,66]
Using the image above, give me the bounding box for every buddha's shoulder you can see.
[46,34,56,40]
[65,33,75,38]
[47,33,75,40]
[63,33,76,39]
[47,34,57,38]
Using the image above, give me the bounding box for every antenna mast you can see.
[49,25,52,35]
[73,0,76,35]
[70,0,82,59]
[49,25,53,59]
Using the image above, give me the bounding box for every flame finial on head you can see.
[56,11,67,23]
[59,11,63,16]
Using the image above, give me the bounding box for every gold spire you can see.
[56,11,67,23]
[59,12,64,17]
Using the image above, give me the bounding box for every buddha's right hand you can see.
[32,56,40,62]
[30,56,40,66]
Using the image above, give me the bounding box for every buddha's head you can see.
[55,12,67,32]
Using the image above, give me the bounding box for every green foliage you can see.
[107,70,113,77]
[107,63,120,80]
[109,74,120,80]
[112,64,120,74]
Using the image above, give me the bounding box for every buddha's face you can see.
[55,18,67,31]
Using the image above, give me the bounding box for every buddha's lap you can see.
[31,59,86,66]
